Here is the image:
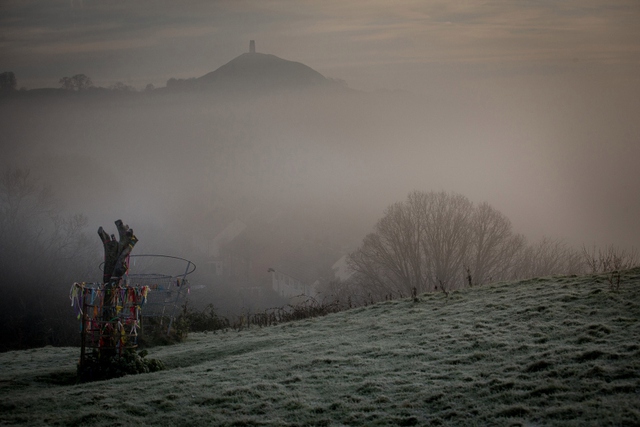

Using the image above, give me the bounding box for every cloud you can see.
[221,0,638,79]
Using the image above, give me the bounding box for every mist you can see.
[3,73,638,250]
[2,17,640,349]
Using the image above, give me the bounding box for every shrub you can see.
[78,349,165,382]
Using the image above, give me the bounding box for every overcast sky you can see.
[2,0,639,91]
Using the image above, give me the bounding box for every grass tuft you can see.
[575,350,606,362]
[529,383,566,397]
[495,405,530,418]
[524,360,552,372]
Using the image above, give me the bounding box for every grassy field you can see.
[1,268,639,426]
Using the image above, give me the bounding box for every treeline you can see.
[326,191,638,304]
[0,70,217,94]
[0,169,97,351]
[0,71,154,94]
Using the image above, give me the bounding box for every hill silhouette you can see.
[198,52,330,91]
[2,268,639,425]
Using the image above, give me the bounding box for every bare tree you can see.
[348,191,476,299]
[582,244,639,273]
[0,71,17,93]
[346,190,588,301]
[0,168,94,279]
[514,237,584,279]
[59,74,93,91]
[467,202,526,286]
[348,191,600,298]
[0,168,95,350]
[0,168,54,266]
[348,194,430,298]
[110,82,136,92]
[419,191,473,290]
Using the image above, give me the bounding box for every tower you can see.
[250,40,255,53]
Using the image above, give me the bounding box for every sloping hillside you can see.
[1,269,639,426]
[198,52,329,91]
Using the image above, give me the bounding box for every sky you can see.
[2,0,639,92]
[1,0,640,251]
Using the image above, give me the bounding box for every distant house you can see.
[208,218,248,277]
[268,265,319,300]
[210,218,246,258]
[331,254,353,281]
[207,211,340,304]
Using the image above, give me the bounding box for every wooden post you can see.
[97,220,138,359]
[79,289,87,372]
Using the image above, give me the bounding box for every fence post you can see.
[79,289,87,373]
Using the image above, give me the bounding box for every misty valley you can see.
[1,55,639,353]
[1,38,639,426]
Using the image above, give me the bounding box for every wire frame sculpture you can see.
[71,254,195,376]
[123,254,196,335]
[70,282,148,373]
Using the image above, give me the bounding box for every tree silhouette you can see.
[0,168,95,350]
[347,190,585,299]
[59,74,93,91]
[0,71,17,93]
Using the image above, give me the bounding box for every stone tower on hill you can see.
[197,41,333,91]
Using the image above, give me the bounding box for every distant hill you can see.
[198,52,330,91]
[3,47,344,96]
[2,268,639,425]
